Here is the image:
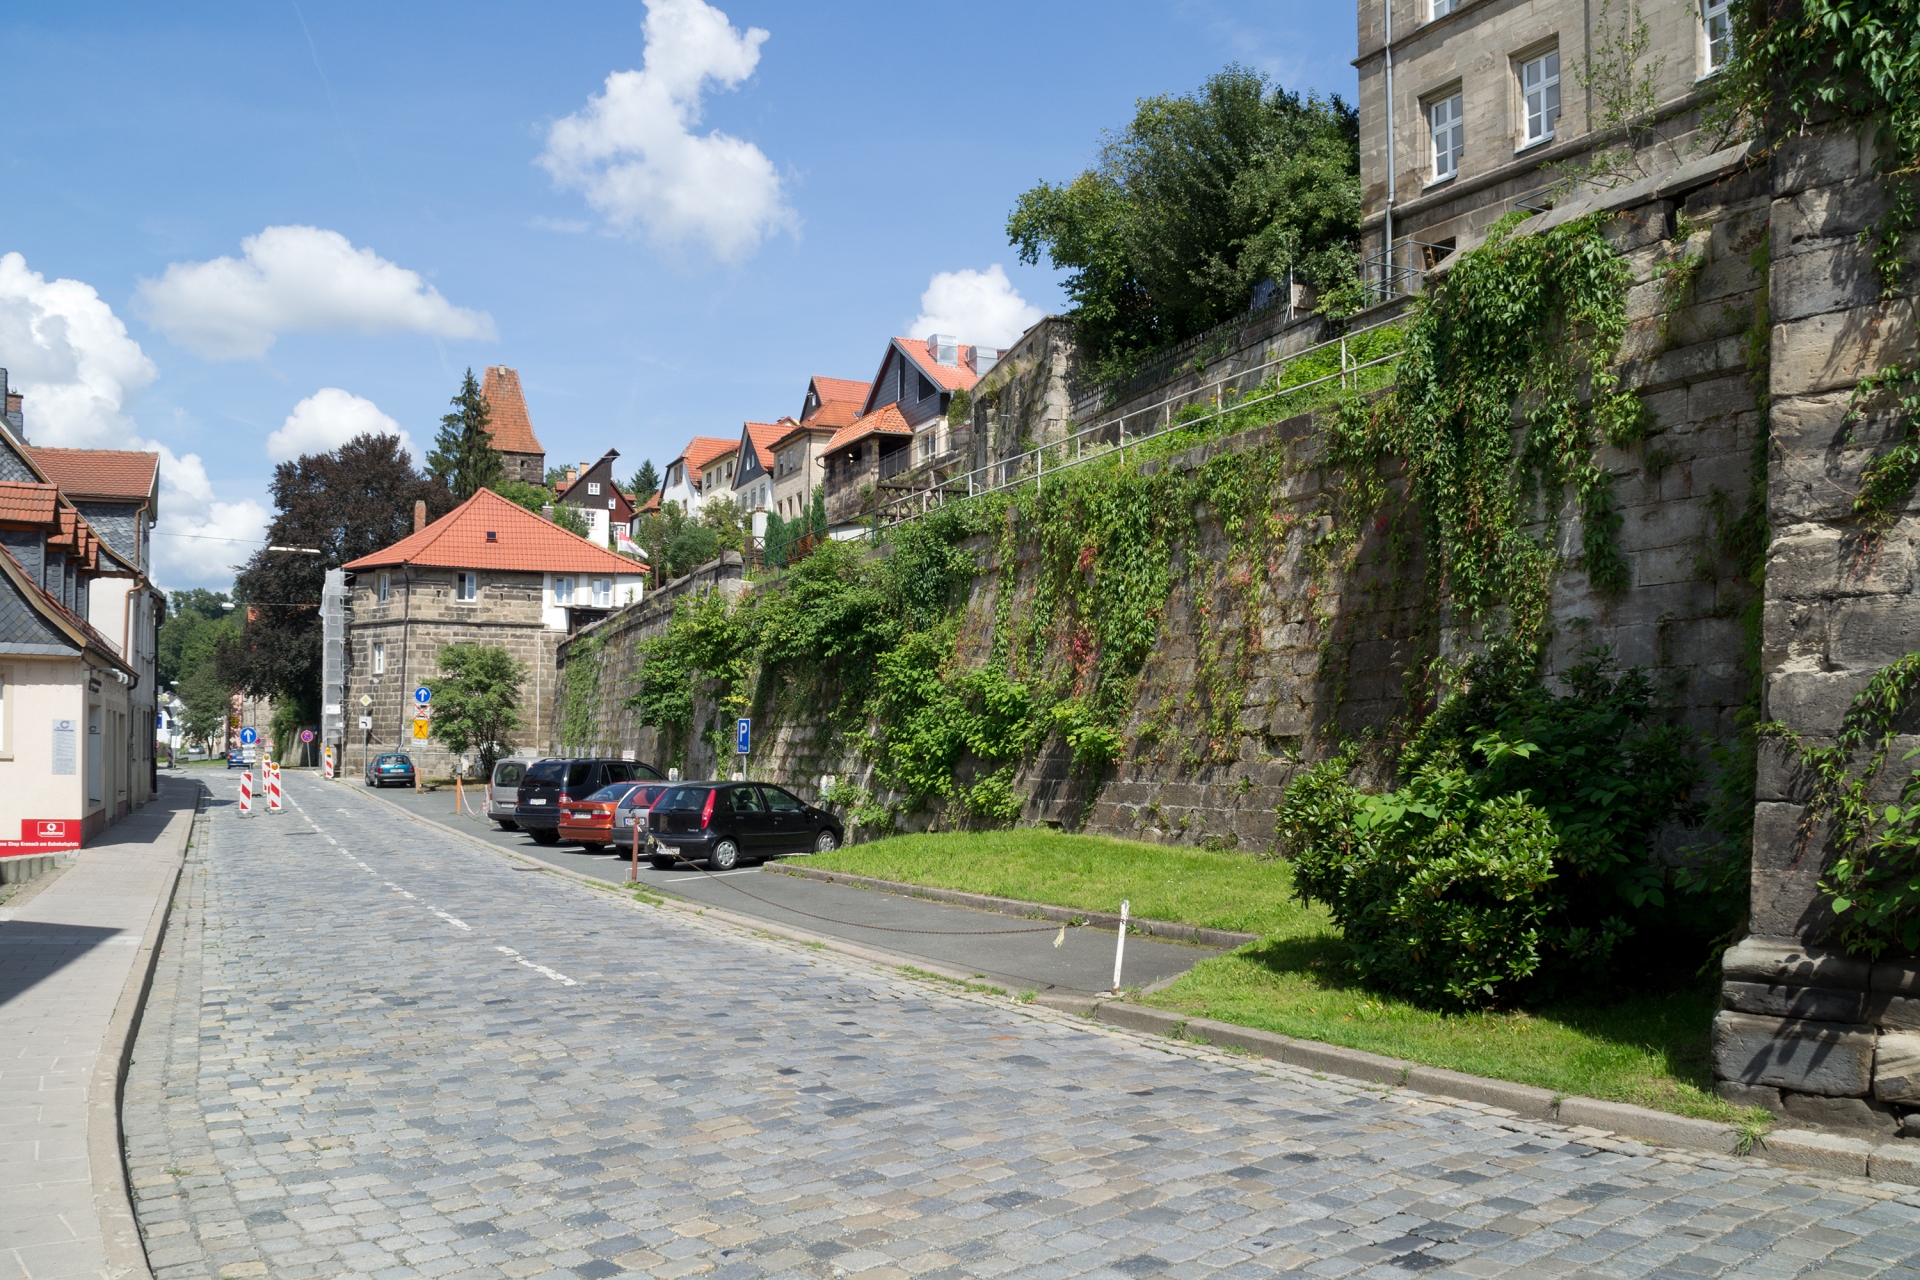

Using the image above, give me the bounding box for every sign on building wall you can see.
[0,818,81,855]
[51,719,76,775]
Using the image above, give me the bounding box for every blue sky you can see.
[0,1,1358,590]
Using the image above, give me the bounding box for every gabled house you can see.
[819,404,913,533]
[728,421,789,541]
[770,375,869,525]
[659,436,739,514]
[554,449,636,544]
[480,366,547,486]
[341,488,647,776]
[0,381,161,853]
[862,336,1000,468]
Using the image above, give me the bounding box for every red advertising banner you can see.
[0,818,82,856]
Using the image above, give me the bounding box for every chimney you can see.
[540,504,555,522]
[929,334,959,366]
[413,500,426,534]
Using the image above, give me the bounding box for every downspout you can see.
[1383,0,1397,294]
[396,563,413,751]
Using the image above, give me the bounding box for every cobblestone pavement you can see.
[122,774,1920,1280]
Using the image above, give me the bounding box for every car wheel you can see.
[530,828,560,846]
[495,820,518,831]
[814,828,840,853]
[709,838,740,871]
[648,854,676,870]
[580,842,606,853]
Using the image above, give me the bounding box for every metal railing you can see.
[862,311,1409,530]
[1358,237,1457,309]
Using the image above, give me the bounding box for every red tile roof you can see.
[824,403,912,454]
[23,446,160,502]
[639,491,660,514]
[343,488,648,574]
[0,481,60,525]
[740,421,787,472]
[803,399,862,429]
[672,436,739,476]
[481,367,546,456]
[768,417,837,451]
[893,338,983,392]
[810,376,871,406]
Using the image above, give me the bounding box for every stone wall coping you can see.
[771,864,1260,950]
[1724,935,1873,990]
[1510,141,1755,240]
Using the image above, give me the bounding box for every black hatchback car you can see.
[646,781,843,871]
[515,757,664,845]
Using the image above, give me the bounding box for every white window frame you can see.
[592,578,612,608]
[456,572,478,603]
[587,481,601,495]
[1520,50,1561,147]
[1429,92,1464,181]
[373,642,385,676]
[1701,0,1732,75]
[377,572,390,604]
[554,576,574,606]
[1431,0,1456,18]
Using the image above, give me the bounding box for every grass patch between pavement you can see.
[810,829,1758,1125]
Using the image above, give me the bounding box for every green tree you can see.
[424,642,528,775]
[426,369,505,500]
[1009,65,1360,382]
[158,589,233,688]
[626,460,659,502]
[177,657,233,752]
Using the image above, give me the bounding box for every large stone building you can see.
[340,488,646,777]
[480,366,547,485]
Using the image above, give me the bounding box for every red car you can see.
[558,781,644,851]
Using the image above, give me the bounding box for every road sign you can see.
[358,716,373,730]
[299,729,315,743]
[359,694,371,708]
[736,717,751,755]
[238,727,257,745]
[414,687,431,705]
[412,720,430,739]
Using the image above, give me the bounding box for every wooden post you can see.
[630,808,640,883]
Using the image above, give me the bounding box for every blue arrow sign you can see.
[238,727,257,745]
[736,718,751,755]
[414,686,432,705]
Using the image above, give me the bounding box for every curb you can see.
[772,864,1259,949]
[348,782,1920,1185]
[90,779,201,1280]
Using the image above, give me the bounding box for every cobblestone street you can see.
[121,773,1920,1280]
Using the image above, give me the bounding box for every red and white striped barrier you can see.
[323,747,334,780]
[267,763,283,813]
[239,769,253,816]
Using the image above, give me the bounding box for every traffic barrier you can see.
[267,763,283,813]
[239,769,253,816]
[323,747,334,780]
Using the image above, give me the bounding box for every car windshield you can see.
[492,761,526,787]
[524,760,566,785]
[656,785,711,812]
[583,782,640,804]
[618,785,670,809]
[378,755,410,765]
[633,761,665,780]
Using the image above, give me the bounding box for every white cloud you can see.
[907,265,1043,350]
[137,225,496,360]
[267,388,416,466]
[0,251,159,447]
[538,0,794,262]
[146,442,271,588]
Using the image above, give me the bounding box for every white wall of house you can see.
[0,657,130,851]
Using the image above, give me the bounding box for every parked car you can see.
[226,749,246,769]
[365,752,417,787]
[645,781,843,871]
[486,757,537,829]
[515,757,665,846]
[559,781,651,851]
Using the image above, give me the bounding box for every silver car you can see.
[486,757,537,829]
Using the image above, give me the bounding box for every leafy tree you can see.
[158,589,233,687]
[424,642,527,776]
[545,465,572,487]
[426,369,504,500]
[765,485,828,568]
[626,460,659,502]
[1009,65,1360,382]
[177,657,233,751]
[495,479,593,536]
[222,433,453,727]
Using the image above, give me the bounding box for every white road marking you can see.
[433,910,471,931]
[495,945,576,985]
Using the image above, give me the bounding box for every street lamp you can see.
[266,546,324,555]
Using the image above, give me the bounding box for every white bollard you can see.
[267,763,283,813]
[1111,900,1129,995]
[323,747,334,780]
[239,770,253,816]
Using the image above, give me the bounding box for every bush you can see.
[1280,654,1729,1008]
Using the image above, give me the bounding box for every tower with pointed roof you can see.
[479,366,547,486]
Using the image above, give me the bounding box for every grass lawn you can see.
[811,829,1758,1125]
[808,829,1319,936]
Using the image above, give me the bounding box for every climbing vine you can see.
[557,634,603,750]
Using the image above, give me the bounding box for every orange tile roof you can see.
[343,487,648,574]
[639,491,661,514]
[672,436,739,476]
[0,481,60,525]
[23,446,160,502]
[824,403,912,454]
[740,421,787,472]
[768,417,837,451]
[803,399,862,429]
[481,366,546,456]
[893,338,983,393]
[810,376,871,406]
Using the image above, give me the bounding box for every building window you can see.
[377,572,390,603]
[592,578,612,607]
[456,572,478,602]
[1431,0,1455,17]
[554,576,574,606]
[373,642,385,675]
[1521,51,1561,145]
[1702,0,1732,73]
[1430,93,1464,180]
[917,372,936,401]
[588,481,601,495]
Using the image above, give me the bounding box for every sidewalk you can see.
[1,776,199,1280]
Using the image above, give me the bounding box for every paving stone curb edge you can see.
[771,864,1260,949]
[353,784,1920,1187]
[91,778,200,1280]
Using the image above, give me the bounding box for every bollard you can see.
[239,769,253,816]
[323,747,334,780]
[267,763,283,813]
[1111,900,1129,996]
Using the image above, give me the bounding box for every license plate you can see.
[528,798,547,805]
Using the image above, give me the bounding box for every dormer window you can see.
[917,372,936,401]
